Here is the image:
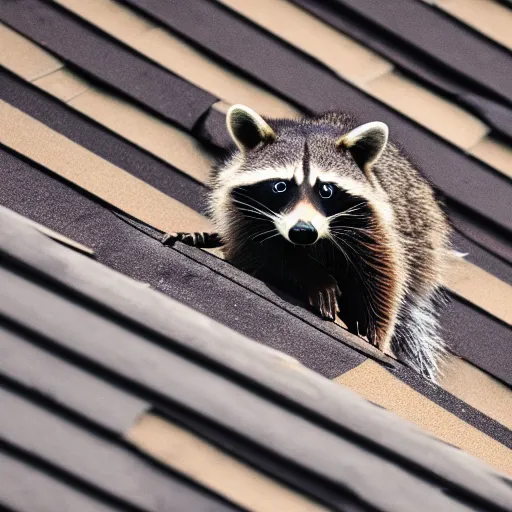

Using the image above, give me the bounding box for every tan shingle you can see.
[336,361,512,476]
[33,68,89,102]
[0,22,62,80]
[364,71,489,149]
[470,136,512,179]
[127,414,330,512]
[440,358,512,431]
[0,100,211,233]
[51,0,301,118]
[434,0,512,51]
[52,0,155,43]
[69,87,213,184]
[218,0,392,85]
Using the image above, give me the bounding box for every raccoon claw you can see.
[308,280,341,321]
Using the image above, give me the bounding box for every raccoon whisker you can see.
[330,226,373,235]
[328,206,366,216]
[331,224,372,231]
[233,191,283,218]
[232,199,281,221]
[329,226,382,248]
[329,233,380,253]
[259,232,281,244]
[251,227,278,241]
[234,196,277,217]
[326,203,367,220]
[234,207,277,223]
[327,233,352,269]
[328,212,369,221]
[306,252,325,266]
[334,220,375,229]
[236,210,275,223]
[331,232,385,262]
[329,236,364,285]
[232,200,275,218]
[329,229,373,248]
[328,214,370,224]
[337,202,365,213]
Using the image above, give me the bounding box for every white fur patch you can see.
[294,163,304,185]
[394,293,447,382]
[275,201,328,241]
[308,165,318,186]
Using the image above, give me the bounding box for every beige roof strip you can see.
[217,0,392,85]
[362,71,489,148]
[50,0,301,119]
[212,101,233,116]
[439,357,512,431]
[335,360,512,476]
[0,100,212,234]
[469,137,512,179]
[0,22,212,185]
[445,257,512,326]
[0,23,63,80]
[54,0,156,41]
[427,0,512,52]
[219,0,491,152]
[68,87,213,185]
[127,414,328,512]
[131,28,301,119]
[33,68,90,103]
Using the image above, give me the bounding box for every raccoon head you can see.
[212,104,389,248]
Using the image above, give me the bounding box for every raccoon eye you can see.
[319,183,334,199]
[272,181,287,193]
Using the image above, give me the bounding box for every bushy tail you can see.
[391,291,448,382]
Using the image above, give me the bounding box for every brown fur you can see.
[208,109,452,379]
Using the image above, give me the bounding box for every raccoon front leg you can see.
[304,273,341,321]
[161,232,224,248]
[258,250,341,321]
[296,253,341,320]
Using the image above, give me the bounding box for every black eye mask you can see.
[231,180,299,218]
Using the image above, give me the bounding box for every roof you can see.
[0,0,511,509]
[1,205,512,512]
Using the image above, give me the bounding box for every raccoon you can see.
[170,105,452,380]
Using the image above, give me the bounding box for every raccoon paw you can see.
[161,232,223,248]
[161,233,180,247]
[307,279,341,321]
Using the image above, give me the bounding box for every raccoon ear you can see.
[226,104,276,151]
[336,122,388,172]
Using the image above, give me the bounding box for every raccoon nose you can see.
[288,221,318,245]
